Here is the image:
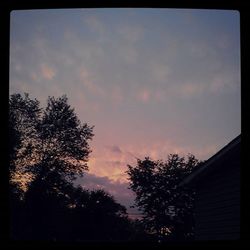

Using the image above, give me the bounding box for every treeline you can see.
[9,93,202,243]
[9,93,149,242]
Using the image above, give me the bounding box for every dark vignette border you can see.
[0,0,248,249]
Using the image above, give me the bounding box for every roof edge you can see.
[179,134,241,186]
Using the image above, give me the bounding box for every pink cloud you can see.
[87,157,130,183]
[40,63,56,80]
[80,140,219,215]
[154,89,167,102]
[137,89,151,102]
[178,82,205,98]
[79,67,105,97]
[84,15,105,35]
[87,144,136,183]
[118,24,144,44]
[30,72,40,82]
[209,74,238,94]
[87,139,200,184]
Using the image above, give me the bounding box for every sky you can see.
[10,8,241,215]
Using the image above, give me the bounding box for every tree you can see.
[9,93,42,239]
[9,93,94,240]
[66,187,133,242]
[30,95,94,182]
[9,93,94,189]
[9,93,41,195]
[9,93,151,242]
[127,154,202,241]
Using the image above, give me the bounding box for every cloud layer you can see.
[10,9,241,212]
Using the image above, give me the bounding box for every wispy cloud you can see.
[79,67,106,97]
[87,138,218,185]
[137,89,151,103]
[88,145,132,183]
[40,63,56,80]
[119,45,138,64]
[118,23,144,44]
[10,9,240,213]
[84,14,105,36]
[209,74,239,94]
[178,82,205,98]
[106,145,123,154]
[150,61,171,84]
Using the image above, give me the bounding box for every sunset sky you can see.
[10,8,241,214]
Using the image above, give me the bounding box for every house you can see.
[180,135,240,240]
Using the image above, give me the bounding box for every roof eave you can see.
[179,134,241,187]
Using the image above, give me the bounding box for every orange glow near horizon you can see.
[86,139,220,184]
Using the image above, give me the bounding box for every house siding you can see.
[194,156,240,240]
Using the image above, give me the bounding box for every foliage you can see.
[9,93,94,192]
[37,95,94,181]
[9,93,146,242]
[65,187,133,242]
[22,182,133,241]
[9,93,41,192]
[127,154,202,241]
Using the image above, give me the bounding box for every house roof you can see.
[179,134,241,186]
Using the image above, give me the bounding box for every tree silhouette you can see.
[127,154,202,241]
[9,93,42,239]
[9,93,145,242]
[9,93,94,240]
[26,95,94,184]
[9,93,94,191]
[66,187,134,242]
[9,93,41,194]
